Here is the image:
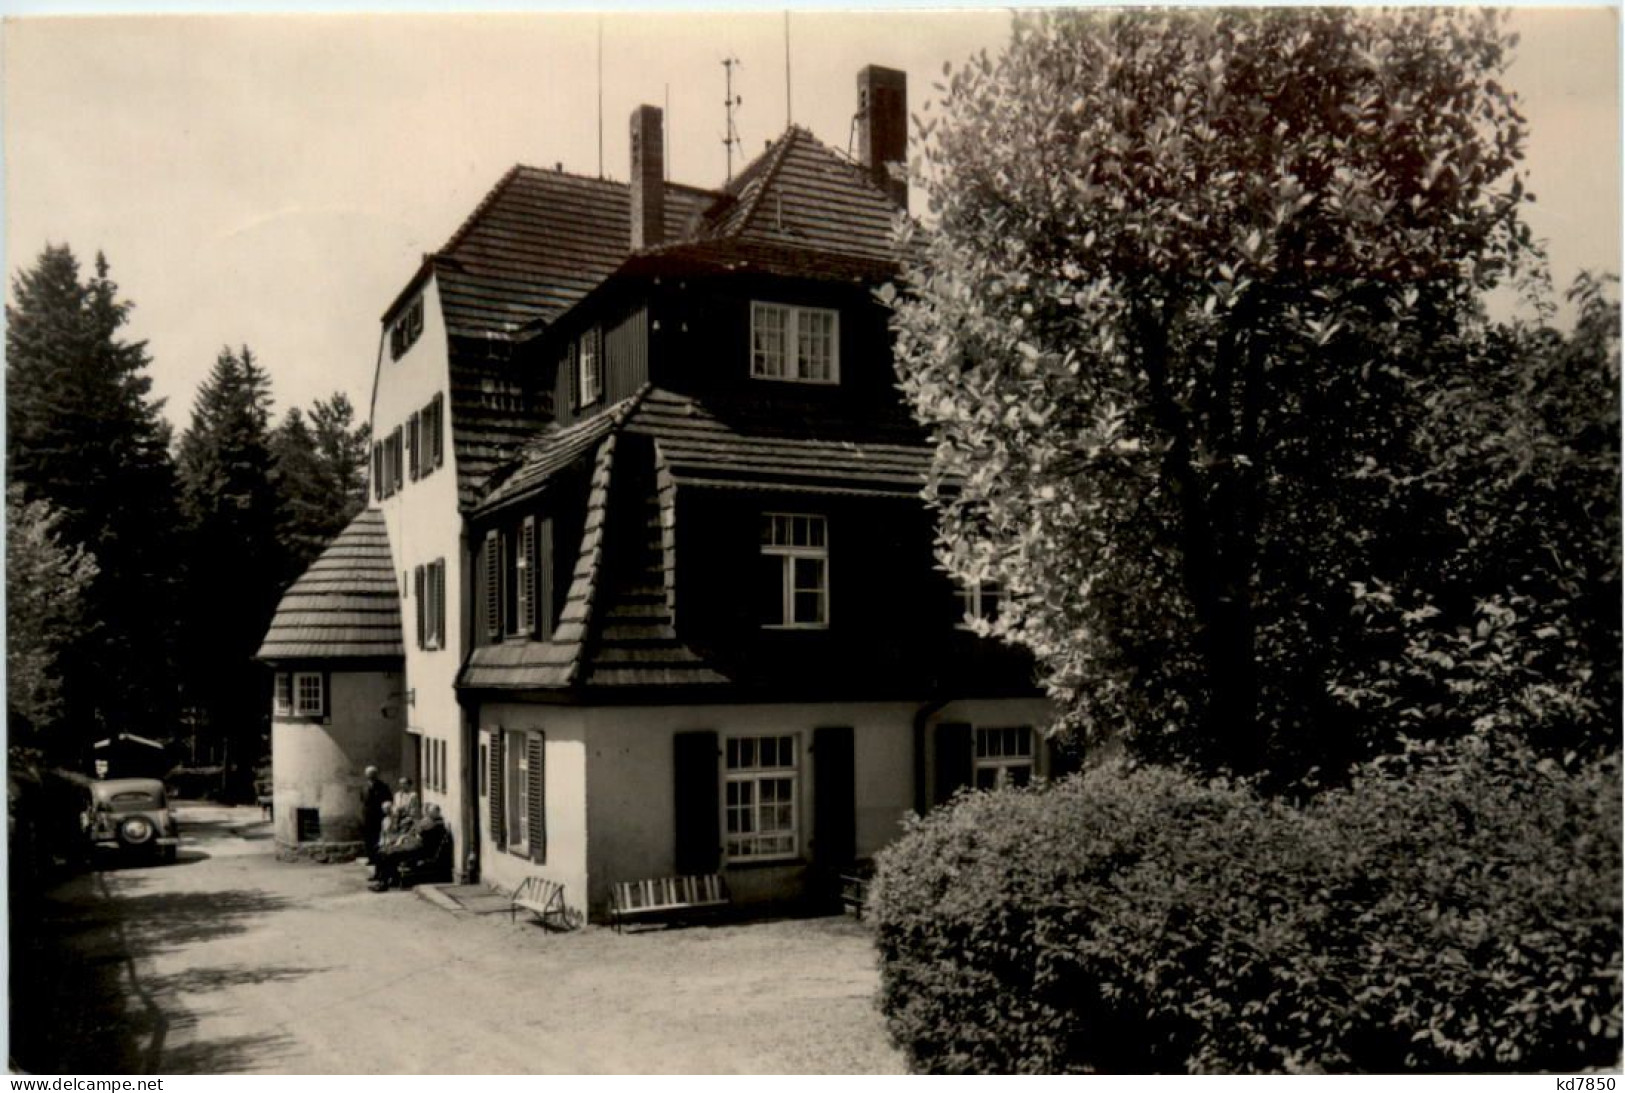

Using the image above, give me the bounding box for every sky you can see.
[3,7,1619,436]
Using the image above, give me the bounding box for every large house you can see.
[258,66,1055,920]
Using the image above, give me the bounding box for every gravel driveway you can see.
[12,804,903,1074]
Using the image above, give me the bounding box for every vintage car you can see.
[83,777,179,863]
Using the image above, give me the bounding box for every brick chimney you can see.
[630,104,664,250]
[856,65,907,210]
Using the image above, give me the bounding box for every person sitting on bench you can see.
[369,803,448,891]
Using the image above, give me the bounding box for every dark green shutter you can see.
[934,722,973,805]
[527,732,546,864]
[674,731,720,874]
[489,731,505,851]
[414,565,426,649]
[813,726,856,868]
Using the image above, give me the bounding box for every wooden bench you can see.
[608,874,730,933]
[510,876,570,929]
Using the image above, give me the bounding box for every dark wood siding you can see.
[605,305,648,403]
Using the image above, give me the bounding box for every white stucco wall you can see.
[371,274,471,869]
[271,668,407,845]
[475,705,590,913]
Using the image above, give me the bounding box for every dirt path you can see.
[12,805,903,1074]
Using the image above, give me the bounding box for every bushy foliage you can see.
[6,487,99,755]
[888,8,1548,777]
[870,738,1622,1073]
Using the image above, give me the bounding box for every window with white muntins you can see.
[505,728,529,856]
[958,579,1004,628]
[293,672,325,717]
[724,734,798,861]
[761,513,828,628]
[974,726,1033,790]
[751,302,838,383]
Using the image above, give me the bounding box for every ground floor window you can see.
[504,730,529,855]
[724,734,798,861]
[974,726,1033,790]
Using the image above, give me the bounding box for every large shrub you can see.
[870,737,1622,1073]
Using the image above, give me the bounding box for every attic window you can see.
[751,302,838,384]
[390,296,425,361]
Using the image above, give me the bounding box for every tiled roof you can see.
[257,509,402,662]
[478,389,648,512]
[429,167,713,508]
[696,126,905,268]
[435,167,713,340]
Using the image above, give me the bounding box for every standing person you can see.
[359,765,392,860]
[392,776,420,822]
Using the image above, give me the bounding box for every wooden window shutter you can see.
[372,442,383,501]
[813,726,856,868]
[414,565,426,649]
[432,560,446,648]
[518,517,537,636]
[673,731,720,875]
[566,342,579,411]
[489,731,505,851]
[592,327,605,398]
[407,411,420,481]
[538,517,555,640]
[431,393,445,468]
[526,732,546,864]
[933,722,973,805]
[483,531,500,640]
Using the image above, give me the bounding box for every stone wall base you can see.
[275,839,363,864]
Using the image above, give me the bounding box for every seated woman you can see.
[368,803,449,891]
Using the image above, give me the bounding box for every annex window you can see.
[760,513,828,628]
[500,729,544,861]
[751,302,839,384]
[273,673,293,716]
[724,734,798,862]
[576,327,604,409]
[973,726,1033,791]
[292,672,325,717]
[390,295,424,361]
[957,579,1004,629]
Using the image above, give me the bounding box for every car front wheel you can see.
[118,817,155,847]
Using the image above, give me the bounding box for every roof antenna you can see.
[596,17,605,178]
[723,56,743,184]
[784,11,792,129]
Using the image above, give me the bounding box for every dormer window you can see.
[390,296,424,361]
[751,302,838,384]
[574,327,604,409]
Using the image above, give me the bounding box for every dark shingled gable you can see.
[257,508,403,662]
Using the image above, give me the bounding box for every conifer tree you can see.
[6,245,181,755]
[177,346,284,779]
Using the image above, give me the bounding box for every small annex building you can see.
[257,508,408,860]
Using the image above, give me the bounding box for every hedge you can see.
[869,736,1622,1073]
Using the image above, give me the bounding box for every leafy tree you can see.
[1334,274,1621,758]
[272,392,370,577]
[6,245,181,752]
[890,9,1541,777]
[6,487,99,758]
[177,346,284,770]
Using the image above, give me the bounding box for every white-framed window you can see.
[293,672,325,717]
[760,513,828,628]
[751,302,839,383]
[273,673,293,716]
[577,327,603,408]
[958,579,1004,629]
[724,734,799,861]
[974,726,1033,790]
[505,728,530,856]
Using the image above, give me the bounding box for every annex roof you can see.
[256,508,403,663]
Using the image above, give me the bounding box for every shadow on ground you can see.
[10,873,311,1074]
